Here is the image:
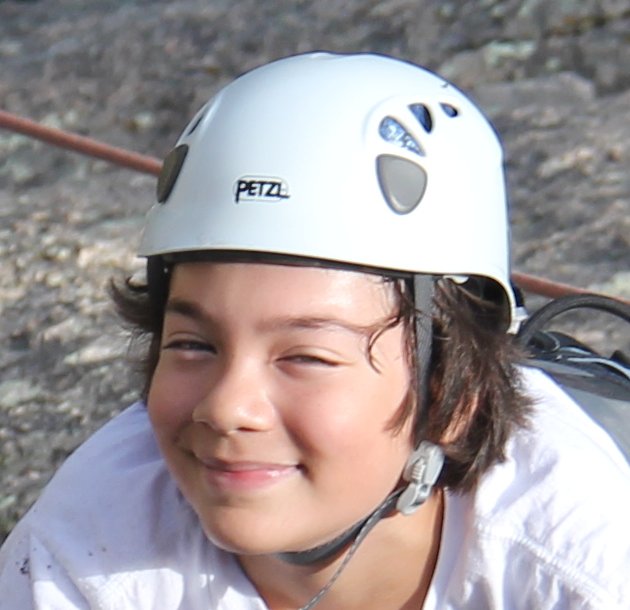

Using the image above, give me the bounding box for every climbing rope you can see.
[0,109,161,176]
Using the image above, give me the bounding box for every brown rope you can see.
[512,273,629,307]
[1,109,628,306]
[0,109,162,176]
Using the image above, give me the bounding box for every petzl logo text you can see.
[234,176,290,203]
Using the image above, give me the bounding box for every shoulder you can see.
[431,368,630,609]
[514,365,629,489]
[21,402,176,540]
[0,403,244,609]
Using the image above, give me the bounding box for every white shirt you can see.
[1,367,629,609]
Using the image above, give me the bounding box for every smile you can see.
[197,457,301,492]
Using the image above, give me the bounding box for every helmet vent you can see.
[379,116,424,155]
[440,103,459,117]
[409,104,433,133]
[157,144,189,204]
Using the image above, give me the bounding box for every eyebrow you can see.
[165,298,206,321]
[164,297,375,338]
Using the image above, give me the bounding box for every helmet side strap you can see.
[413,273,434,432]
[146,256,170,317]
[394,274,444,517]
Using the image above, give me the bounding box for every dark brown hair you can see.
[397,278,531,491]
[110,262,531,493]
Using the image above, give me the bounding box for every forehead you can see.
[167,261,399,322]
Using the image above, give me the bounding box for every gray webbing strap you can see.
[297,491,402,610]
[413,274,434,431]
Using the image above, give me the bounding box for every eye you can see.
[280,353,340,368]
[162,339,216,354]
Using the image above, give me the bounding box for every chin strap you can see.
[296,491,401,610]
[276,517,370,566]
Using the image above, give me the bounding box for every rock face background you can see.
[1,0,629,542]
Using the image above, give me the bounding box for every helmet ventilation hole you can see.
[440,103,459,117]
[409,103,433,132]
[157,144,189,204]
[379,116,424,155]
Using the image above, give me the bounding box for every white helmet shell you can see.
[139,52,515,323]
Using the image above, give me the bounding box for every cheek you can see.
[146,359,205,434]
[279,358,413,467]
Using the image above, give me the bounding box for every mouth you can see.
[197,457,302,492]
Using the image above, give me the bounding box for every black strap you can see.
[296,491,402,610]
[518,294,630,348]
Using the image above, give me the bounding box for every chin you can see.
[195,509,291,556]
[203,528,288,557]
[197,511,341,559]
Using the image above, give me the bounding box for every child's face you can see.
[147,261,414,556]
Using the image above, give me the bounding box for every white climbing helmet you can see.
[139,51,515,325]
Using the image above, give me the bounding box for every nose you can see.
[192,356,276,435]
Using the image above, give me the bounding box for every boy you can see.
[1,52,628,610]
